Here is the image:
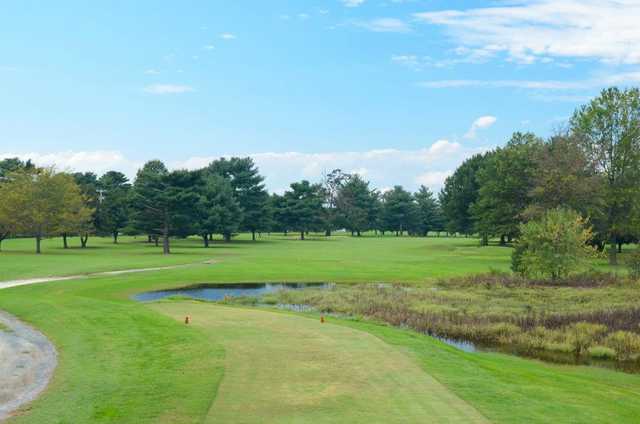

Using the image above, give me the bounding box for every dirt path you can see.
[0,261,215,291]
[0,311,57,421]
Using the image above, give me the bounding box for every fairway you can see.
[151,302,488,423]
[0,234,513,282]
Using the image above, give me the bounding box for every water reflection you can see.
[134,282,332,302]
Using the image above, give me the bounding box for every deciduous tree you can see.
[512,208,596,280]
[472,133,543,245]
[570,87,640,262]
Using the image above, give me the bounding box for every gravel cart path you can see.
[0,311,57,421]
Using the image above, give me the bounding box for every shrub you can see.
[566,322,607,356]
[588,346,616,360]
[513,208,596,281]
[605,331,640,361]
[484,323,522,344]
[625,249,640,280]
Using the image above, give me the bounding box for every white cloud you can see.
[0,151,142,179]
[220,33,236,40]
[392,48,495,71]
[342,0,365,7]
[418,71,640,92]
[144,84,194,94]
[464,116,497,139]
[356,18,411,33]
[3,140,487,193]
[419,79,590,90]
[203,45,215,50]
[415,170,453,189]
[428,139,461,156]
[174,140,480,192]
[144,69,160,75]
[415,1,640,65]
[391,55,421,70]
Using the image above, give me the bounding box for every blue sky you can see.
[2,0,640,192]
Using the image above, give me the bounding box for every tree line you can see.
[439,87,640,264]
[1,87,639,258]
[0,155,446,254]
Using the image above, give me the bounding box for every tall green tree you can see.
[132,160,168,246]
[439,153,490,236]
[97,171,131,244]
[132,161,198,254]
[269,193,291,235]
[570,87,640,262]
[380,186,416,236]
[0,174,24,250]
[527,134,607,248]
[58,180,94,249]
[321,169,351,236]
[206,157,269,241]
[413,186,441,237]
[335,174,377,236]
[283,180,324,240]
[195,174,242,245]
[472,132,544,245]
[0,157,34,179]
[72,172,99,247]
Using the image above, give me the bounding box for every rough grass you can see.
[255,278,640,360]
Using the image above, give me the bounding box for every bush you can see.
[605,331,640,361]
[625,249,640,280]
[588,346,616,360]
[513,208,596,281]
[566,322,607,356]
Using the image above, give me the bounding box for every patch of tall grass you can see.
[242,275,640,365]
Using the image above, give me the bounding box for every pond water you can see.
[134,282,332,302]
[433,335,640,373]
[434,336,479,353]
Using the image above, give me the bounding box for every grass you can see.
[0,234,513,282]
[251,277,640,360]
[0,236,216,281]
[152,302,487,423]
[0,235,638,423]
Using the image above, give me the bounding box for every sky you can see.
[2,0,640,193]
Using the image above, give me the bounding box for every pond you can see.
[134,282,333,302]
[134,283,640,373]
[432,334,640,373]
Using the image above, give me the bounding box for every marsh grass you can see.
[242,275,640,365]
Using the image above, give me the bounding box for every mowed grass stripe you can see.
[152,302,488,424]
